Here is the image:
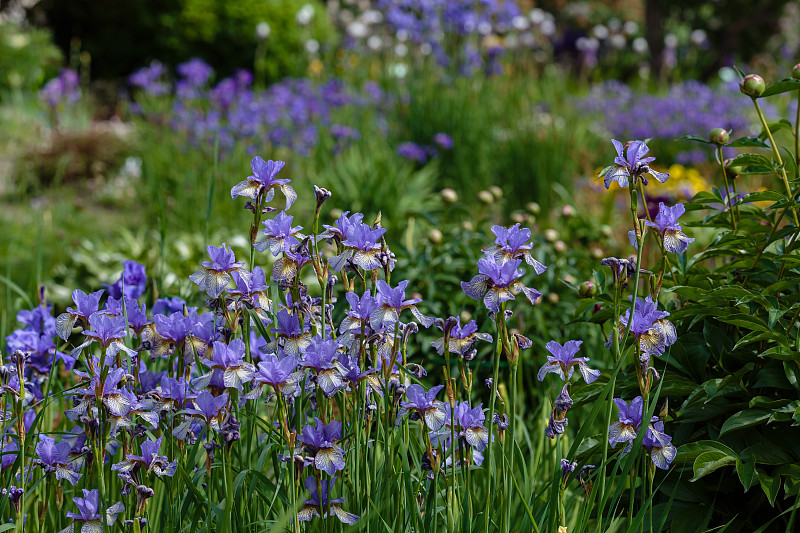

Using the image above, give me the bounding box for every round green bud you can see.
[709,127,729,145]
[546,292,560,305]
[488,185,503,199]
[554,240,567,254]
[461,220,474,232]
[792,64,800,80]
[578,281,597,298]
[477,190,494,204]
[427,228,443,244]
[543,228,558,243]
[526,201,541,215]
[740,74,765,97]
[440,188,458,203]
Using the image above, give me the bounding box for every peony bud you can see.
[740,74,765,97]
[709,127,729,145]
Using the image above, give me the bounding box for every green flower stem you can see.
[716,146,738,230]
[795,90,800,176]
[597,281,620,533]
[484,302,506,533]
[752,97,799,226]
[15,375,26,533]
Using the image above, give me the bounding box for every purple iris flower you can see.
[397,142,429,163]
[461,258,541,314]
[608,396,648,447]
[65,489,125,530]
[608,396,676,469]
[111,437,176,477]
[154,375,191,412]
[105,296,150,337]
[186,391,229,433]
[297,476,359,525]
[231,156,297,211]
[1,440,18,472]
[190,243,245,298]
[545,384,573,439]
[370,280,434,330]
[642,421,677,470]
[142,311,198,358]
[319,211,364,242]
[177,58,213,87]
[70,312,136,361]
[619,296,675,357]
[337,353,381,393]
[35,435,82,485]
[245,352,303,400]
[193,339,255,393]
[433,133,454,149]
[430,317,492,356]
[483,224,547,275]
[604,139,669,189]
[457,403,489,452]
[273,238,313,282]
[300,336,344,397]
[262,309,312,357]
[229,267,271,315]
[256,211,304,256]
[105,260,147,300]
[537,340,600,384]
[398,384,447,431]
[646,202,695,253]
[17,304,57,336]
[339,291,379,336]
[56,289,105,340]
[298,417,346,475]
[152,297,189,316]
[328,223,387,272]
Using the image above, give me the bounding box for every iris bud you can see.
[740,74,765,97]
[793,64,800,80]
[709,128,729,145]
[578,281,597,298]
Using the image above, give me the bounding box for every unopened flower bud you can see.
[554,240,567,253]
[440,188,458,203]
[543,228,558,242]
[547,292,560,304]
[723,158,742,179]
[255,21,271,41]
[488,185,503,199]
[590,246,604,259]
[511,212,527,223]
[313,185,332,211]
[561,205,575,217]
[579,281,597,298]
[793,64,800,80]
[709,128,729,145]
[427,228,443,244]
[460,310,472,323]
[526,201,541,215]
[330,208,343,219]
[477,190,494,204]
[740,74,765,97]
[461,220,474,231]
